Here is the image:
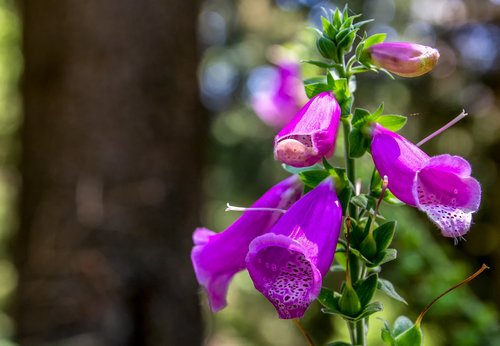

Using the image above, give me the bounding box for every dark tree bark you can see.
[15,1,203,345]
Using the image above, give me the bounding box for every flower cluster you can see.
[191,9,482,332]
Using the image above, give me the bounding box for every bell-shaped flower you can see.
[274,91,341,168]
[250,60,307,128]
[246,178,342,319]
[366,42,440,78]
[191,176,302,312]
[370,124,481,238]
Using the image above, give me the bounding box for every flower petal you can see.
[246,178,342,318]
[191,176,302,312]
[371,124,430,205]
[413,155,481,238]
[246,234,322,319]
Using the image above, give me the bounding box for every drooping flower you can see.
[274,91,341,168]
[191,176,302,312]
[250,60,307,128]
[370,124,481,238]
[246,178,342,319]
[366,42,440,78]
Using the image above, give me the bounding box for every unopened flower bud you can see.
[366,42,440,78]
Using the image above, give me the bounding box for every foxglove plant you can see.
[192,6,488,346]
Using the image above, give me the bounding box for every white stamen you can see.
[416,110,468,147]
[225,203,287,213]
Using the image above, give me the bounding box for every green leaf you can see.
[355,273,378,307]
[373,103,384,117]
[318,287,339,310]
[368,248,397,267]
[378,279,408,305]
[337,185,353,215]
[349,128,370,158]
[352,19,374,29]
[380,318,396,346]
[317,36,337,60]
[360,233,377,260]
[299,169,330,189]
[301,60,342,69]
[373,221,396,252]
[356,301,384,320]
[304,81,331,98]
[350,194,376,210]
[364,33,386,49]
[333,9,342,28]
[321,16,336,39]
[376,115,408,131]
[393,316,415,337]
[282,163,323,174]
[327,342,352,346]
[352,108,374,129]
[394,325,423,346]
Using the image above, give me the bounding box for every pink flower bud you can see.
[367,42,440,78]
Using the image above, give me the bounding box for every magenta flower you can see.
[246,178,342,319]
[274,91,341,168]
[367,42,440,77]
[251,61,306,128]
[191,176,302,312]
[371,124,481,238]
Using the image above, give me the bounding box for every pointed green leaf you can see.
[373,103,385,117]
[356,301,384,320]
[318,287,339,310]
[392,316,414,337]
[317,36,337,60]
[299,169,330,189]
[302,60,340,69]
[373,221,396,251]
[376,115,407,131]
[368,248,397,267]
[304,83,330,98]
[349,128,370,158]
[282,163,323,174]
[352,108,374,129]
[355,274,378,307]
[395,325,423,346]
[364,33,386,49]
[378,279,408,305]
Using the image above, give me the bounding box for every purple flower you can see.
[274,92,341,168]
[191,176,302,312]
[367,42,440,78]
[371,124,481,238]
[246,178,342,319]
[251,61,306,128]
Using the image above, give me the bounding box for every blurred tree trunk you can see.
[15,1,203,345]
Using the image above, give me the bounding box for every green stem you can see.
[342,118,357,219]
[355,320,366,345]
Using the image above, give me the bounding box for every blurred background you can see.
[0,0,496,345]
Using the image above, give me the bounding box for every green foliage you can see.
[377,278,408,305]
[381,316,423,346]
